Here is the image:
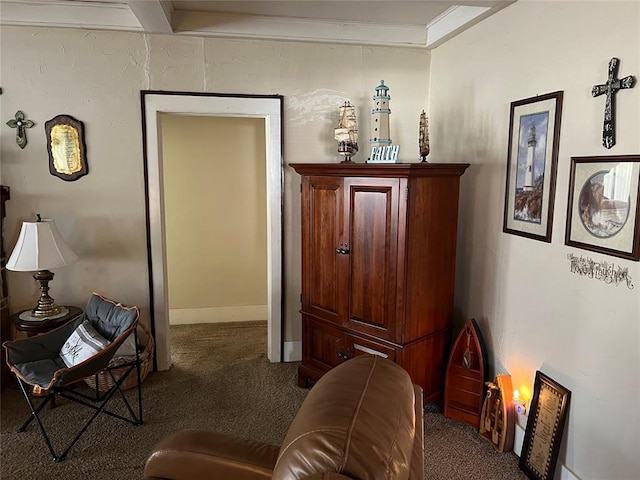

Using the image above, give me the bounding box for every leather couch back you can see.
[272,356,416,480]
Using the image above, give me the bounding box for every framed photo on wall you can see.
[519,371,571,480]
[503,91,563,242]
[565,155,640,261]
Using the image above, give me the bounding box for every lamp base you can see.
[20,307,69,322]
[31,270,62,318]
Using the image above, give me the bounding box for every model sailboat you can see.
[443,319,488,428]
[335,101,358,162]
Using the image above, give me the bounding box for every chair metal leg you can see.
[14,357,144,462]
[16,379,59,461]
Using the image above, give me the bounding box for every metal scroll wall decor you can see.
[567,253,634,289]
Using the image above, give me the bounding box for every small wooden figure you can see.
[479,373,516,452]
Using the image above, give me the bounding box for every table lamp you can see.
[6,215,78,318]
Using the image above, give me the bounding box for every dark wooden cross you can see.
[592,57,635,149]
[6,110,34,149]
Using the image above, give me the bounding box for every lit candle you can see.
[513,389,526,415]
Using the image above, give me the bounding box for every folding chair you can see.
[3,293,144,462]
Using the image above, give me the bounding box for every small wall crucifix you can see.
[6,110,35,149]
[592,57,635,149]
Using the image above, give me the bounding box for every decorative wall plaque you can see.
[520,371,571,480]
[45,114,88,181]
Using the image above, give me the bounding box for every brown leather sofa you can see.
[144,355,424,479]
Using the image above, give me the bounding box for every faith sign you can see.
[592,57,635,149]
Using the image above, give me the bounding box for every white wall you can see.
[429,1,639,479]
[0,26,430,343]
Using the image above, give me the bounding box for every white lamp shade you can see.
[6,219,78,272]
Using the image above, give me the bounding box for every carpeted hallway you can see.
[1,321,526,479]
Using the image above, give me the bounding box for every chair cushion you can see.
[60,320,111,367]
[113,333,137,358]
[13,357,67,388]
[84,292,138,341]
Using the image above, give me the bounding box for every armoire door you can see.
[301,176,348,324]
[343,177,401,342]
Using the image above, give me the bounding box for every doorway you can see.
[141,92,284,371]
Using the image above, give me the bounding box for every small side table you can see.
[12,305,83,337]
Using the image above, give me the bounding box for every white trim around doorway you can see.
[142,92,283,371]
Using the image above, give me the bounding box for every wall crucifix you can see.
[592,57,635,149]
[6,110,34,149]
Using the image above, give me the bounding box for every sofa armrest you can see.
[143,429,279,480]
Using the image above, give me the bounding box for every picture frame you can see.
[565,155,640,261]
[503,91,563,242]
[519,371,571,480]
[45,114,88,181]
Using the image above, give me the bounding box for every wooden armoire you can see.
[290,163,468,404]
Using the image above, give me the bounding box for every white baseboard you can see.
[559,467,580,480]
[284,340,301,362]
[169,305,267,325]
[514,418,580,480]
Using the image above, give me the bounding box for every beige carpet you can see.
[1,321,526,479]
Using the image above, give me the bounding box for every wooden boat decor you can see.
[479,373,516,452]
[443,318,488,428]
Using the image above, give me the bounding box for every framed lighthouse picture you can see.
[503,91,563,242]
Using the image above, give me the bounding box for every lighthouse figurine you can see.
[368,80,400,163]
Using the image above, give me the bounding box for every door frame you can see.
[141,91,284,370]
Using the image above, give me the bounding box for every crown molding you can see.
[0,1,143,31]
[427,1,515,48]
[0,1,516,48]
[172,10,428,48]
